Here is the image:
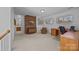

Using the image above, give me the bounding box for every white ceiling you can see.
[14,7,76,17]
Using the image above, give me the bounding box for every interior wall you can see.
[0,7,11,32]
[37,8,79,33]
[14,8,79,33]
[0,7,12,50]
[53,8,79,29]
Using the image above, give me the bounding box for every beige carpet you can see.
[12,33,59,51]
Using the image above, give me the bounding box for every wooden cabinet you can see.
[16,27,21,31]
[24,15,36,34]
[51,28,59,36]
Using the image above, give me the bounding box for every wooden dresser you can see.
[24,15,36,34]
[51,28,59,36]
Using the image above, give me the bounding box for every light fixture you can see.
[40,9,45,13]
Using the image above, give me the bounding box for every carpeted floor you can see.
[12,33,59,51]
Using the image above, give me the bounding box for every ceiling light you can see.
[41,9,45,13]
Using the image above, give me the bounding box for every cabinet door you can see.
[24,15,36,34]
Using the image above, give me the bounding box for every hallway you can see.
[12,33,59,51]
